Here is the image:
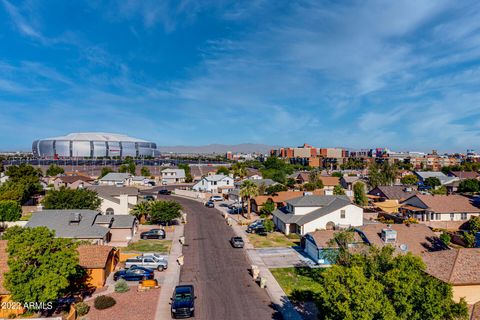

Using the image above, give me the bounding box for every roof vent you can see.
[399,244,408,252]
[381,229,397,244]
[69,212,82,223]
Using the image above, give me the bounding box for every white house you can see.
[87,186,139,215]
[98,173,131,186]
[272,195,363,236]
[192,174,234,193]
[161,169,186,184]
[0,173,9,185]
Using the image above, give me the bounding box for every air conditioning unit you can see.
[381,229,397,243]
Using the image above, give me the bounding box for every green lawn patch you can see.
[270,267,323,302]
[123,240,172,253]
[247,232,300,248]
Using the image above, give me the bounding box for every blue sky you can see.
[1,0,480,152]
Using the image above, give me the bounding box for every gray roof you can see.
[87,186,139,196]
[131,176,147,181]
[95,215,114,224]
[415,171,458,185]
[99,173,131,182]
[286,195,350,207]
[273,196,353,226]
[110,215,136,229]
[235,178,277,188]
[204,174,232,182]
[26,210,109,239]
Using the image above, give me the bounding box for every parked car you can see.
[227,202,239,209]
[125,256,168,271]
[141,252,168,261]
[113,266,155,281]
[230,237,244,248]
[171,285,195,319]
[205,201,215,208]
[140,229,166,239]
[210,195,224,201]
[254,226,268,236]
[158,189,172,195]
[230,207,245,214]
[246,220,265,233]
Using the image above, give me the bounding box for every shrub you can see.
[114,279,130,293]
[76,302,90,316]
[263,219,274,232]
[440,232,451,246]
[94,295,116,310]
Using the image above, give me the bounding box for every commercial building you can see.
[32,132,158,158]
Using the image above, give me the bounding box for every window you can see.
[340,210,346,219]
[461,213,467,220]
[435,213,441,220]
[450,213,455,221]
[106,208,114,215]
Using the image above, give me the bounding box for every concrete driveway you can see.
[254,247,316,268]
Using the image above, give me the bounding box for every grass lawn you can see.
[123,240,172,253]
[247,232,300,248]
[270,267,323,301]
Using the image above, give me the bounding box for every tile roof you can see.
[26,210,110,239]
[404,194,480,213]
[356,223,441,256]
[286,195,350,207]
[77,245,116,269]
[318,176,340,186]
[254,190,324,206]
[368,185,418,201]
[449,171,480,180]
[341,176,361,183]
[0,240,8,294]
[423,248,480,285]
[54,175,94,184]
[307,230,338,247]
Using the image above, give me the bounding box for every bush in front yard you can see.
[114,279,130,293]
[94,295,116,310]
[76,302,90,316]
[263,219,274,232]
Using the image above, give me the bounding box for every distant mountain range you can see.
[158,143,277,154]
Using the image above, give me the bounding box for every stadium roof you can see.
[41,132,149,142]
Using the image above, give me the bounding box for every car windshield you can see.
[174,292,192,302]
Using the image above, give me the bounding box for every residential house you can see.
[77,245,119,288]
[448,171,480,180]
[340,176,362,191]
[189,165,219,182]
[130,176,150,186]
[414,171,458,186]
[98,173,131,186]
[400,194,480,223]
[52,175,94,190]
[368,185,418,202]
[192,174,234,194]
[303,230,338,265]
[246,168,262,180]
[88,186,139,215]
[0,173,8,186]
[161,169,186,184]
[251,190,324,213]
[229,178,277,202]
[423,249,480,304]
[26,210,137,246]
[272,195,363,236]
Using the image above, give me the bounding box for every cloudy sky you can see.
[1,0,480,152]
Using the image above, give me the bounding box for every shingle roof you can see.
[286,195,350,207]
[0,240,8,294]
[26,210,110,239]
[404,194,480,213]
[87,186,139,196]
[307,230,338,248]
[204,174,231,181]
[356,223,441,256]
[449,171,480,180]
[423,248,480,285]
[254,190,325,206]
[318,176,340,186]
[99,173,131,182]
[110,215,136,229]
[415,171,458,185]
[54,175,94,184]
[368,185,418,201]
[77,245,116,269]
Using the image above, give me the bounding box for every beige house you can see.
[52,175,94,190]
[87,186,139,215]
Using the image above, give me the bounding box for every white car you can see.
[210,195,224,201]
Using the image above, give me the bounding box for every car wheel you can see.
[171,312,176,319]
[157,266,165,271]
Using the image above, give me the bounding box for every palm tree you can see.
[240,180,259,220]
[232,163,247,179]
[130,201,151,223]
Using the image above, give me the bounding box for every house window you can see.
[450,213,455,221]
[340,210,346,219]
[106,208,114,215]
[461,213,467,220]
[435,213,441,220]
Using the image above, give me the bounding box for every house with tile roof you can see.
[448,171,480,180]
[77,245,119,288]
[251,190,325,213]
[368,185,418,202]
[423,248,480,304]
[52,175,94,190]
[87,185,139,215]
[272,195,363,236]
[400,194,480,223]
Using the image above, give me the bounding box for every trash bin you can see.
[251,265,260,279]
[177,255,184,266]
[260,277,267,288]
[179,236,185,245]
[227,218,233,226]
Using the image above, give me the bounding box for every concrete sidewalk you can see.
[154,223,184,319]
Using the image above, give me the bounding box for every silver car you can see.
[125,256,168,271]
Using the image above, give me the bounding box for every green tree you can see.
[353,182,367,206]
[0,200,22,221]
[178,164,192,182]
[400,174,418,185]
[0,181,29,203]
[231,163,247,179]
[2,226,83,304]
[333,185,345,195]
[3,164,42,203]
[368,162,397,188]
[286,178,296,188]
[6,164,42,181]
[260,200,275,217]
[458,179,480,193]
[265,184,288,195]
[424,177,441,189]
[263,219,274,232]
[466,216,480,234]
[41,188,101,210]
[46,164,65,177]
[440,232,451,246]
[216,166,230,175]
[149,200,183,225]
[140,167,151,177]
[99,167,114,178]
[240,180,259,219]
[430,186,447,195]
[118,164,128,173]
[303,182,317,191]
[130,201,151,222]
[331,172,343,178]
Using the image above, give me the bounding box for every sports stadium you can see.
[32,132,158,158]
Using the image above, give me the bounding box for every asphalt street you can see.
[159,195,278,320]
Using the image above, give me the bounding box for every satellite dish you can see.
[400,244,408,252]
